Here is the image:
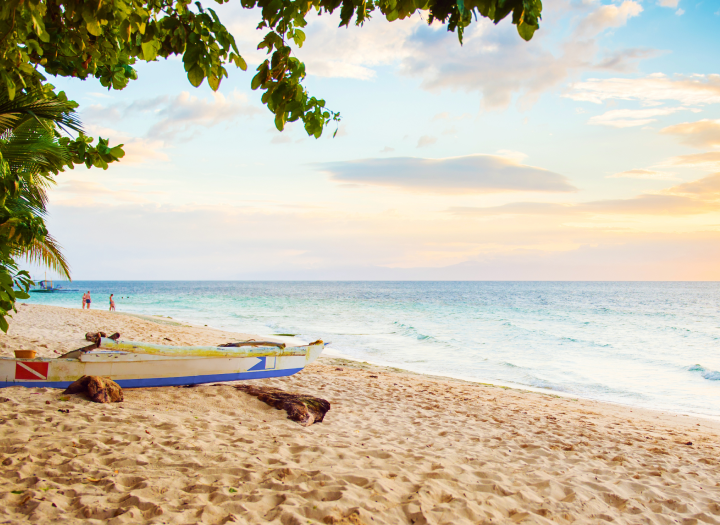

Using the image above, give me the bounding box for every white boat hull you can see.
[0,340,325,389]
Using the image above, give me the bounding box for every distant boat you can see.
[0,338,326,389]
[30,280,78,293]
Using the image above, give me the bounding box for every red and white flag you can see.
[15,361,49,381]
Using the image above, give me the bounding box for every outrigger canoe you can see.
[0,338,326,389]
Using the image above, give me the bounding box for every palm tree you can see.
[0,92,84,279]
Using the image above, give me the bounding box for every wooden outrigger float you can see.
[0,338,326,389]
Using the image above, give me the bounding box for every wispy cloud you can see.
[147,92,260,139]
[608,169,676,180]
[660,119,720,149]
[84,125,169,165]
[316,154,577,194]
[665,151,720,169]
[84,91,260,142]
[394,0,648,110]
[448,173,720,217]
[417,135,437,148]
[566,74,720,106]
[588,107,688,128]
[575,1,643,38]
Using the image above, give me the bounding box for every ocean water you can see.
[25,281,720,418]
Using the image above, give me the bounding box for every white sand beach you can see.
[1,304,719,524]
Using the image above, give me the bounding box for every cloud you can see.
[147,92,260,139]
[316,154,577,194]
[666,173,720,197]
[675,9,685,16]
[270,134,293,144]
[608,169,676,180]
[566,74,720,105]
[657,0,679,7]
[54,180,161,204]
[417,135,437,148]
[380,146,395,153]
[496,150,528,163]
[450,195,717,217]
[575,1,643,38]
[395,0,648,110]
[297,15,420,80]
[449,173,720,217]
[84,91,260,141]
[660,119,720,149]
[217,2,650,111]
[665,151,720,169]
[588,107,686,127]
[83,125,169,165]
[120,139,170,165]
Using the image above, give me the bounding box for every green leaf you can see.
[207,74,220,91]
[292,29,306,48]
[251,72,264,91]
[517,21,537,41]
[141,41,160,61]
[86,20,103,37]
[274,112,285,131]
[0,317,8,334]
[187,65,205,87]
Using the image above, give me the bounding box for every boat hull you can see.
[0,341,324,389]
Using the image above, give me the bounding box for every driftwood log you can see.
[63,376,124,403]
[234,385,330,426]
[85,332,120,343]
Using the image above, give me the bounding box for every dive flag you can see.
[15,361,49,381]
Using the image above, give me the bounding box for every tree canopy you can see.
[0,0,542,138]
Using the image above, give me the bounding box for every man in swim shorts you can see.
[84,291,92,309]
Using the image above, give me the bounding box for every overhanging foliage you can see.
[0,0,542,137]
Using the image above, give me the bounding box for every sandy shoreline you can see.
[1,304,719,524]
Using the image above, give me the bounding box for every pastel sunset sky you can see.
[42,0,720,280]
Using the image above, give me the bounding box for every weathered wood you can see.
[63,375,124,403]
[85,331,106,342]
[234,385,330,426]
[85,332,120,343]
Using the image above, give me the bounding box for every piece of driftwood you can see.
[85,332,120,343]
[63,375,124,403]
[234,385,330,426]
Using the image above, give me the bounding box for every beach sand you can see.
[1,304,719,524]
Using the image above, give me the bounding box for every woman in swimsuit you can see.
[109,294,115,311]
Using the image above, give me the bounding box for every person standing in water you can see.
[109,294,115,311]
[84,291,92,309]
[81,291,88,309]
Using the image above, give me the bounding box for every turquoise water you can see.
[26,281,720,418]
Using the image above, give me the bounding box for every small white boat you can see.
[0,338,326,389]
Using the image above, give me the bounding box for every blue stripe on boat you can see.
[0,367,303,389]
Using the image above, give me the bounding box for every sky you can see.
[39,0,720,280]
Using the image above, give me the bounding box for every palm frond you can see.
[17,234,72,280]
[0,92,83,136]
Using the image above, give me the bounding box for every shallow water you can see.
[27,281,720,418]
